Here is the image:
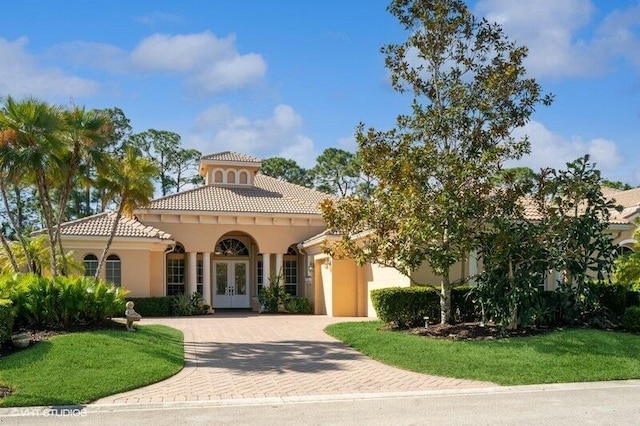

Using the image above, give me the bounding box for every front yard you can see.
[325,321,640,385]
[0,324,183,407]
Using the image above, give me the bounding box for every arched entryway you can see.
[213,237,251,308]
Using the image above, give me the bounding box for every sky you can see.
[1,1,640,184]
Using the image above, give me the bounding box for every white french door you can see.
[213,261,250,308]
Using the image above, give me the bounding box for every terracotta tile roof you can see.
[143,174,330,215]
[606,187,640,209]
[200,151,261,164]
[519,192,633,225]
[58,212,173,240]
[520,196,544,221]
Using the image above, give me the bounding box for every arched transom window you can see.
[215,238,249,256]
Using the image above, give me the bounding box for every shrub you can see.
[622,306,640,332]
[626,291,640,308]
[371,286,439,328]
[127,297,174,317]
[172,292,206,316]
[0,299,15,349]
[284,297,313,314]
[452,286,481,322]
[591,284,627,318]
[258,272,290,313]
[0,273,127,328]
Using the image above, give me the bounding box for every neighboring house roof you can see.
[141,174,330,215]
[200,151,262,164]
[608,187,640,209]
[57,212,173,240]
[518,187,640,226]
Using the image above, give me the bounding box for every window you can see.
[538,271,547,291]
[167,259,185,296]
[105,254,121,286]
[284,246,298,296]
[239,171,248,184]
[197,257,203,295]
[257,258,263,294]
[214,170,223,183]
[167,244,186,296]
[83,254,98,277]
[214,238,249,256]
[227,170,235,183]
[616,246,634,257]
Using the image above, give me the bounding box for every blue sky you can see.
[1,1,640,184]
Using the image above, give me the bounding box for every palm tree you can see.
[0,96,64,275]
[94,146,158,278]
[52,107,109,271]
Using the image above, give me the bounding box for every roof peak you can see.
[200,151,262,163]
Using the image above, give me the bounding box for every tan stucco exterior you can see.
[56,152,640,319]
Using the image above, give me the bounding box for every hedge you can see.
[126,297,174,317]
[622,306,640,332]
[0,299,15,349]
[371,287,439,328]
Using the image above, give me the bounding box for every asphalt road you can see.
[1,380,639,425]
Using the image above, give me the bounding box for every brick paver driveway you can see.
[92,313,495,404]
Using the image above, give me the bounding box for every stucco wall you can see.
[70,247,153,297]
[138,220,326,255]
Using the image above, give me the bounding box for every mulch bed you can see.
[403,322,555,340]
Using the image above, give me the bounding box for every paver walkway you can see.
[92,313,496,405]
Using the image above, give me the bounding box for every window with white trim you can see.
[83,254,98,277]
[284,246,298,296]
[106,254,121,286]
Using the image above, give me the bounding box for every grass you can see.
[325,321,640,385]
[0,325,183,407]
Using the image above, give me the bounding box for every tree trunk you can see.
[440,271,452,324]
[35,172,58,276]
[0,179,33,272]
[95,203,125,280]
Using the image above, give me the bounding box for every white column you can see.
[275,253,284,279]
[262,253,271,286]
[202,252,211,307]
[187,252,197,295]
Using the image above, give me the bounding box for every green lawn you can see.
[325,321,640,385]
[0,325,183,407]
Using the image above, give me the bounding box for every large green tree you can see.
[321,0,551,324]
[128,129,200,196]
[94,145,158,278]
[313,148,361,196]
[534,155,620,320]
[261,157,313,187]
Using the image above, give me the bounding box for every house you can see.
[58,151,640,317]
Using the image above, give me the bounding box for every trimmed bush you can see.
[0,299,15,349]
[622,306,640,332]
[371,286,439,328]
[127,297,174,317]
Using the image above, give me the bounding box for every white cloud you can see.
[509,120,623,174]
[475,0,601,78]
[475,1,640,79]
[189,104,317,167]
[0,37,98,98]
[47,41,129,73]
[130,31,266,94]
